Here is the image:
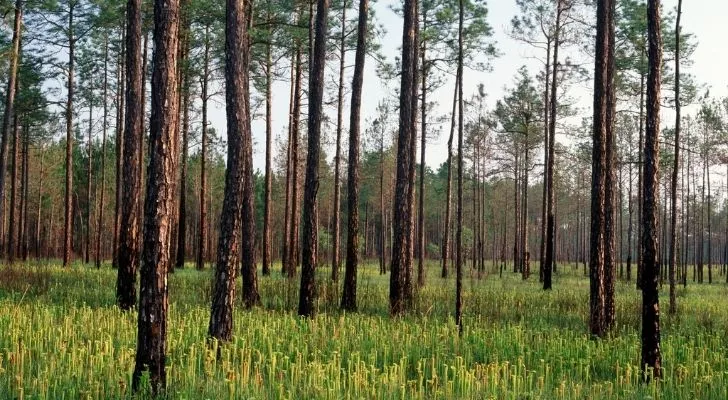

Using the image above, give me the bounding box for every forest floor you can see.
[1,261,727,399]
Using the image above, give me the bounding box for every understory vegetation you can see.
[1,262,727,399]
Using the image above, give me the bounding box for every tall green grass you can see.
[1,262,728,399]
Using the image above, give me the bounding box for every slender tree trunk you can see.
[117,0,144,311]
[113,33,125,270]
[0,0,22,256]
[63,5,76,268]
[641,0,662,379]
[21,128,29,261]
[262,17,273,276]
[341,0,368,311]
[379,125,386,275]
[132,0,179,392]
[331,1,346,282]
[544,0,564,289]
[176,29,189,269]
[627,151,633,281]
[417,11,428,288]
[442,74,457,279]
[197,25,211,271]
[455,0,464,334]
[85,101,93,264]
[7,116,18,263]
[522,137,530,280]
[637,53,646,289]
[669,0,680,310]
[96,35,109,269]
[539,40,551,283]
[282,52,296,275]
[286,38,303,279]
[36,146,44,259]
[240,19,260,311]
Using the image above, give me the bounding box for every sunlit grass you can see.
[1,261,728,398]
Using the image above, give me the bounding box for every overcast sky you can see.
[205,0,728,174]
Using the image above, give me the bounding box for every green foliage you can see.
[3,264,728,398]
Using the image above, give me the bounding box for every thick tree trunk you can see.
[589,0,613,338]
[298,0,329,317]
[641,0,662,379]
[132,0,179,393]
[117,0,144,311]
[341,0,368,312]
[603,0,617,331]
[209,0,256,342]
[0,0,22,256]
[405,0,420,304]
[390,0,417,316]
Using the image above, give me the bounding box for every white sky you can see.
[197,0,728,173]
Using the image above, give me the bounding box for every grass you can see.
[1,261,728,399]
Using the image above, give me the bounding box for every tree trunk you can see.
[390,0,417,316]
[36,146,45,259]
[95,35,109,269]
[331,1,346,282]
[417,10,428,288]
[589,0,613,338]
[298,0,329,317]
[85,101,93,264]
[113,32,125,270]
[0,0,22,256]
[7,116,18,263]
[544,0,564,290]
[132,0,179,392]
[63,4,76,268]
[286,37,303,279]
[442,74,458,279]
[117,0,144,311]
[197,24,211,271]
[176,28,189,269]
[282,52,296,276]
[21,124,28,261]
[341,0,368,311]
[455,0,464,334]
[262,17,273,276]
[640,0,662,379]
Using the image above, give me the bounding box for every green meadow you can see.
[1,262,727,399]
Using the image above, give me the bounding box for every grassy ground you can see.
[1,261,728,399]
